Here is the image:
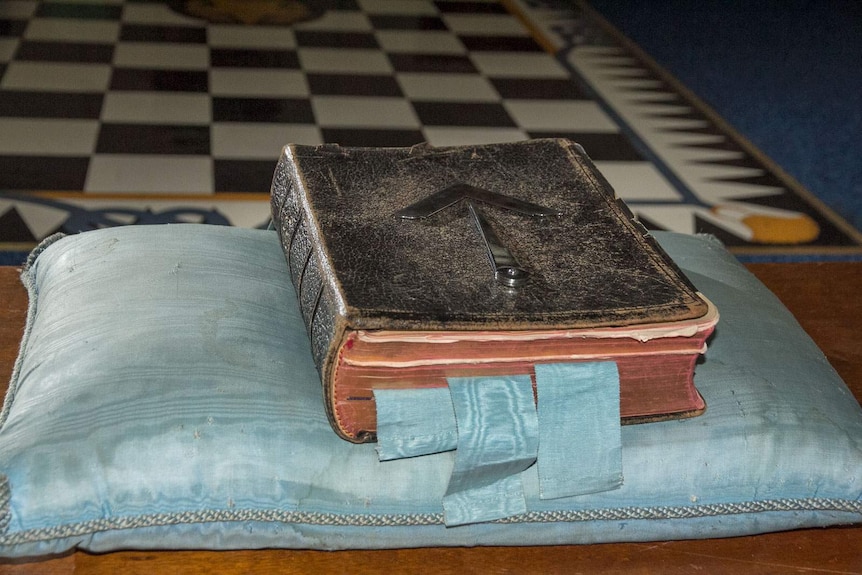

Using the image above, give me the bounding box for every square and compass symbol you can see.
[397,183,562,288]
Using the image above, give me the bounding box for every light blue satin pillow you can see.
[0,225,860,558]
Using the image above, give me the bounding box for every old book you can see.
[270,139,717,443]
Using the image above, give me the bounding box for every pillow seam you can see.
[0,232,66,430]
[0,497,860,547]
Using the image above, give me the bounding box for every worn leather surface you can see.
[271,139,709,441]
[273,139,705,330]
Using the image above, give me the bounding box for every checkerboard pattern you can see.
[0,0,859,256]
[0,0,640,197]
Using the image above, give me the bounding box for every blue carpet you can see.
[0,253,27,267]
[586,0,862,234]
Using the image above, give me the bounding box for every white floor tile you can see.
[210,68,308,97]
[0,118,98,155]
[0,1,37,19]
[121,3,204,26]
[1,61,111,92]
[298,47,392,74]
[504,100,618,131]
[86,155,214,193]
[208,26,296,49]
[397,72,499,101]
[312,96,419,128]
[24,18,119,43]
[421,126,529,147]
[102,92,211,125]
[442,14,528,36]
[592,161,682,201]
[470,52,569,78]
[0,39,19,63]
[630,205,699,234]
[212,123,322,158]
[293,11,372,32]
[357,0,439,16]
[113,43,209,70]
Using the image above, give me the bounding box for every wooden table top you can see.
[0,262,860,574]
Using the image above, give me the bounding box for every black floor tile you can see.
[210,48,300,69]
[96,124,210,154]
[35,3,122,20]
[120,24,207,43]
[0,91,103,119]
[320,127,424,147]
[389,53,477,74]
[294,31,378,48]
[306,73,402,96]
[434,1,507,13]
[0,156,89,189]
[490,77,589,100]
[110,68,209,92]
[0,19,28,37]
[214,159,277,192]
[527,132,644,161]
[412,101,517,127]
[212,97,315,123]
[369,15,447,31]
[16,41,114,63]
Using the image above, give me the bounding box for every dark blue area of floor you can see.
[0,253,27,267]
[586,0,862,233]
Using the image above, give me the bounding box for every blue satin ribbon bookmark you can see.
[374,362,624,526]
[374,387,457,460]
[443,375,538,526]
[535,362,623,499]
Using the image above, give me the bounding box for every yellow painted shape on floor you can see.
[742,213,821,244]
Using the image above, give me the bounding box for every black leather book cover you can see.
[272,138,706,333]
[271,139,711,441]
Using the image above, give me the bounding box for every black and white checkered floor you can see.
[1,0,860,257]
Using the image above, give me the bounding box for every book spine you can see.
[271,150,340,375]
